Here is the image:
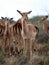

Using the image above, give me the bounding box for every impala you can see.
[40,16,49,36]
[0,17,15,55]
[17,10,39,60]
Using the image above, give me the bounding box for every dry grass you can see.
[0,30,49,65]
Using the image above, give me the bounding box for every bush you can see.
[0,53,5,64]
[44,57,49,65]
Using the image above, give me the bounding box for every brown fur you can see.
[17,10,39,60]
[40,16,49,36]
[0,17,15,54]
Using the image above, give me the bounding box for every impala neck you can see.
[21,18,28,36]
[5,22,10,31]
[42,23,48,32]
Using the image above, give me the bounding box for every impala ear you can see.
[10,18,13,20]
[26,11,32,14]
[43,16,48,21]
[40,16,48,22]
[45,16,48,18]
[5,17,7,19]
[17,10,22,15]
[1,17,4,19]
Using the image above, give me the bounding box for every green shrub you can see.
[0,53,5,63]
[44,57,49,65]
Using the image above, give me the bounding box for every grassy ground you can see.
[0,17,49,65]
[0,41,49,65]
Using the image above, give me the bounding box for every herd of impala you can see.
[0,10,49,60]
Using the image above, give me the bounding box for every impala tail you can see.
[35,26,39,33]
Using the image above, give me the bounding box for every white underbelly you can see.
[21,31,37,41]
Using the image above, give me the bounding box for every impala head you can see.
[0,18,3,24]
[1,17,5,24]
[1,17,10,26]
[40,16,48,24]
[17,10,32,21]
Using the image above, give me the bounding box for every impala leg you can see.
[8,36,11,55]
[26,39,30,55]
[25,39,27,55]
[23,38,26,55]
[2,35,6,54]
[30,39,33,61]
[12,34,16,54]
[13,37,16,54]
[11,28,16,54]
[28,39,33,65]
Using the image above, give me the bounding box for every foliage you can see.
[10,19,15,23]
[44,57,49,65]
[28,16,45,28]
[0,52,6,64]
